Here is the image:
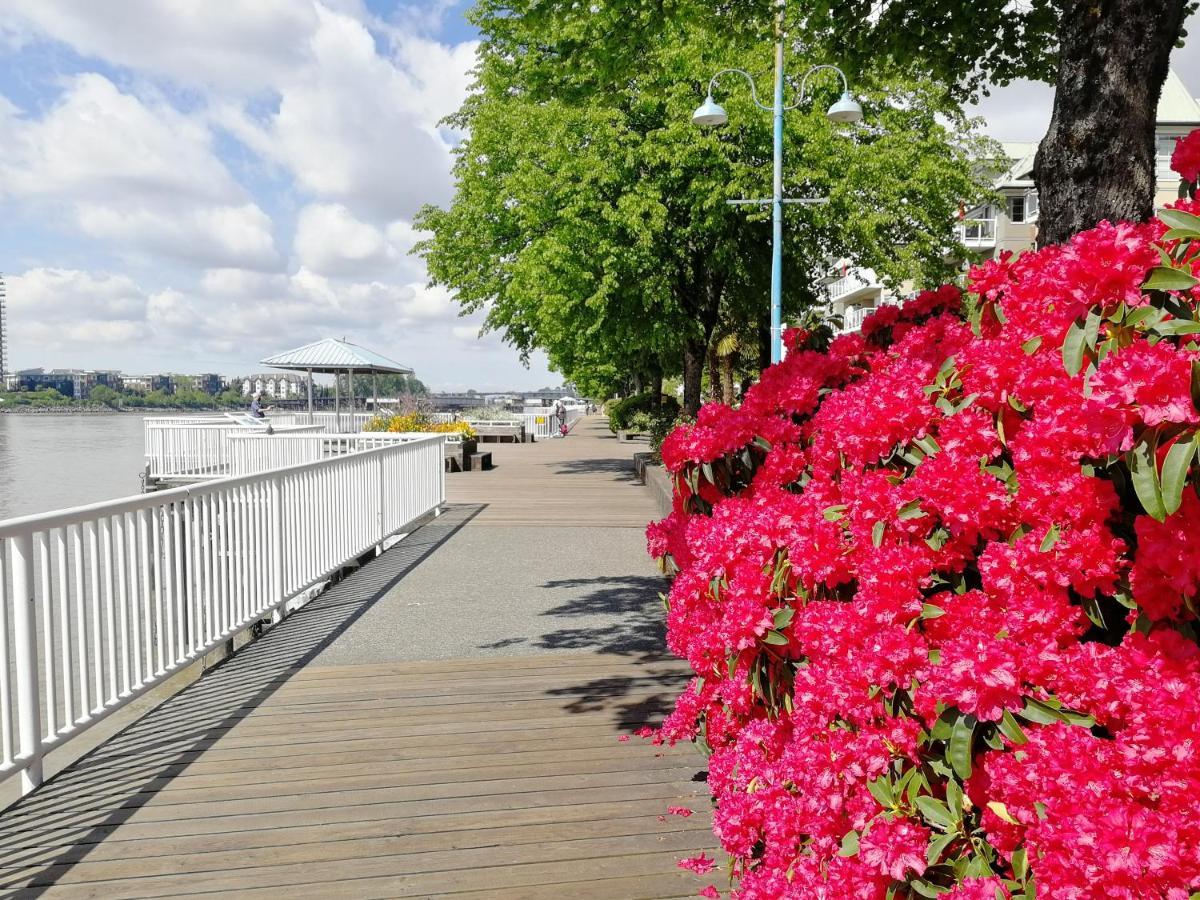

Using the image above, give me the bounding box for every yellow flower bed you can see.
[363,414,477,440]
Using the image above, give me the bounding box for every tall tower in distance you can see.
[0,274,7,384]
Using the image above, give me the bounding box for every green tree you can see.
[419,8,995,413]
[498,0,1197,246]
[87,385,123,408]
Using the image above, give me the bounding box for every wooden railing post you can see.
[11,532,44,795]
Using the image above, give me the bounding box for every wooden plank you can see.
[0,798,708,866]
[0,421,722,899]
[11,834,711,898]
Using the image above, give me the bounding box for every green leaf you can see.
[823,504,848,522]
[915,794,955,829]
[948,715,976,780]
[1062,318,1087,376]
[914,435,941,456]
[1161,433,1197,516]
[762,630,789,646]
[1129,436,1167,522]
[772,606,795,630]
[866,777,894,809]
[998,710,1029,745]
[1011,846,1029,881]
[1144,265,1200,292]
[926,831,957,866]
[871,519,886,547]
[987,800,1019,824]
[945,777,963,817]
[838,829,860,857]
[1159,207,1200,237]
[1083,308,1102,350]
[910,878,950,897]
[921,603,946,619]
[1021,335,1043,354]
[1151,319,1200,336]
[1191,360,1200,414]
[898,499,927,520]
[1038,523,1060,553]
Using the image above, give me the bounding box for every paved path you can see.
[0,417,719,898]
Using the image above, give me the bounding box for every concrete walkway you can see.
[0,417,718,898]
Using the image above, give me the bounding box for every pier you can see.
[0,417,718,898]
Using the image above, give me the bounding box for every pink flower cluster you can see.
[1173,129,1200,185]
[646,133,1200,898]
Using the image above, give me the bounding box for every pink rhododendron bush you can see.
[646,139,1200,899]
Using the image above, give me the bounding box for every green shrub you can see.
[607,392,679,432]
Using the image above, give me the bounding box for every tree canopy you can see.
[419,6,997,409]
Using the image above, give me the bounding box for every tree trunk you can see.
[1034,0,1188,246]
[651,369,663,411]
[720,352,736,405]
[707,343,721,404]
[682,338,706,417]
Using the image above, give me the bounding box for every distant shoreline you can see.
[0,406,233,416]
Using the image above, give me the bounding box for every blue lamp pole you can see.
[693,20,862,364]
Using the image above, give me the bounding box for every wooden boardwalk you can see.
[0,418,719,899]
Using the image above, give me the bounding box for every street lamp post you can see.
[693,28,862,364]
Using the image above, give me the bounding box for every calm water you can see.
[0,414,151,520]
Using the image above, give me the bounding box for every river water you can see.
[0,414,150,521]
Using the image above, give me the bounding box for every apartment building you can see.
[824,70,1200,335]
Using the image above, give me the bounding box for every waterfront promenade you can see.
[0,418,718,898]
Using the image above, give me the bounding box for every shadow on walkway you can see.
[535,574,684,731]
[0,504,482,891]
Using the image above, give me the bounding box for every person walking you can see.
[554,399,567,436]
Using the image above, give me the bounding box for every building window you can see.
[1008,196,1026,223]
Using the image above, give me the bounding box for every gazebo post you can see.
[307,368,314,426]
[373,372,378,416]
[348,367,355,432]
[334,372,341,434]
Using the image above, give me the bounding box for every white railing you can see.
[840,305,871,334]
[957,219,997,246]
[0,435,446,796]
[227,431,436,476]
[268,412,375,434]
[518,409,583,439]
[826,268,881,302]
[145,420,325,481]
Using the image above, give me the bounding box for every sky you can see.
[0,3,1196,391]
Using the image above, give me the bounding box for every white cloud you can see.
[217,5,475,219]
[7,268,151,352]
[0,73,280,269]
[0,0,321,94]
[294,203,396,275]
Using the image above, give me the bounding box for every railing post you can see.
[376,452,386,543]
[11,532,44,795]
[269,476,285,625]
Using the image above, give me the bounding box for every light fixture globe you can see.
[826,91,863,124]
[692,95,729,127]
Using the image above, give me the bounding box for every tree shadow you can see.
[551,457,639,479]
[530,574,688,729]
[535,575,668,658]
[0,503,483,891]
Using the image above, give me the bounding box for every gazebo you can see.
[260,337,414,431]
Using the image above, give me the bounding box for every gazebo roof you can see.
[260,338,414,375]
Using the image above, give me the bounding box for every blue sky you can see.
[0,0,562,391]
[0,2,1194,390]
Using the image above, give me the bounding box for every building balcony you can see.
[826,267,883,304]
[956,218,997,247]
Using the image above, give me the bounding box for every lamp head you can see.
[826,91,863,124]
[692,95,729,127]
